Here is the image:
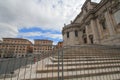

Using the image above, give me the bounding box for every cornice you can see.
[62,24,81,35]
[73,0,110,28]
[81,0,91,10]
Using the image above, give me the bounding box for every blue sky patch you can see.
[19,27,61,34]
[18,27,62,44]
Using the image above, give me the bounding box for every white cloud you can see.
[0,23,18,39]
[92,0,101,3]
[28,39,34,44]
[0,0,101,41]
[18,31,62,45]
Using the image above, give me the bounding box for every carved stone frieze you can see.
[108,8,112,14]
[98,14,105,23]
[82,34,87,38]
[85,21,90,25]
[110,0,120,13]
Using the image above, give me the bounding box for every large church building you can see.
[62,0,120,46]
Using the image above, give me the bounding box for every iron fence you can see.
[0,44,120,80]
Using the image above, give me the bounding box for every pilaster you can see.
[85,25,91,44]
[90,19,100,44]
[104,11,116,36]
[96,18,103,43]
[78,31,84,44]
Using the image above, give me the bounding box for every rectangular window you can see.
[75,30,78,37]
[113,10,120,25]
[101,20,106,30]
[84,38,87,44]
[83,29,86,33]
[67,32,69,38]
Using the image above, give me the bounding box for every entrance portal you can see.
[89,35,94,44]
[83,38,87,44]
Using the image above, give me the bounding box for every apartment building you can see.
[33,39,53,54]
[0,38,32,58]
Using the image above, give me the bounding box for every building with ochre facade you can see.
[0,38,33,58]
[33,39,53,54]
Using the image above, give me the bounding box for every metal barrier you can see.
[0,44,120,80]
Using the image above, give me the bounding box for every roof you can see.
[64,23,80,28]
[34,39,53,42]
[3,38,28,40]
[73,0,99,24]
[3,38,33,44]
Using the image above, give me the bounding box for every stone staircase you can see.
[23,45,120,80]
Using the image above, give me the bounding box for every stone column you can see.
[70,31,75,45]
[63,32,67,47]
[78,30,84,44]
[85,25,91,44]
[96,18,103,44]
[104,11,116,36]
[90,19,100,44]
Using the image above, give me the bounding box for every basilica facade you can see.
[62,0,120,46]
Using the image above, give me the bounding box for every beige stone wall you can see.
[113,10,120,33]
[113,10,120,25]
[62,0,120,46]
[63,27,83,46]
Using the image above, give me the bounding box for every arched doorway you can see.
[82,34,87,44]
[83,38,87,44]
[89,35,94,44]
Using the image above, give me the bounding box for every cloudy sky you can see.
[0,0,101,44]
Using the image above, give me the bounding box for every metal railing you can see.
[0,44,120,80]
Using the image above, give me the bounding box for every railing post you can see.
[61,48,64,80]
[4,59,10,80]
[58,49,60,80]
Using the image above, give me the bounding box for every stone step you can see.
[53,56,120,60]
[36,64,120,73]
[51,58,120,62]
[59,52,120,55]
[23,70,120,80]
[53,53,120,58]
[52,56,120,59]
[53,55,106,58]
[54,54,103,57]
[63,47,120,51]
[65,74,120,80]
[62,49,120,55]
[49,59,120,64]
[55,53,120,56]
[46,61,120,67]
